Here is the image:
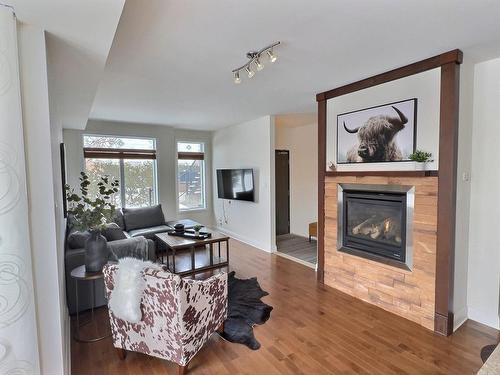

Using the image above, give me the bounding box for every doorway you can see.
[274,114,318,268]
[275,150,290,236]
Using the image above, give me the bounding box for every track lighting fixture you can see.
[232,41,280,84]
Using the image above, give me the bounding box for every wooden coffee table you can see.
[155,229,230,276]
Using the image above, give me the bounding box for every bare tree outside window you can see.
[83,135,157,208]
[124,159,155,207]
[84,136,125,149]
[178,142,205,211]
[84,158,121,206]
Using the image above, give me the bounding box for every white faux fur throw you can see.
[109,257,159,323]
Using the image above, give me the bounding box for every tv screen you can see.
[217,169,254,202]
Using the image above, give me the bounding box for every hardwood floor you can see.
[71,239,499,374]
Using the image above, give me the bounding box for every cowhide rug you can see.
[221,271,273,350]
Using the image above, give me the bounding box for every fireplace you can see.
[337,184,414,270]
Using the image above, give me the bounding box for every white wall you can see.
[452,59,475,331]
[466,58,500,330]
[275,116,318,238]
[0,9,40,373]
[63,120,215,226]
[326,68,441,171]
[213,116,276,252]
[18,22,68,373]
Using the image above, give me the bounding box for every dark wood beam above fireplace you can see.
[316,49,463,336]
[316,50,462,102]
[325,170,438,177]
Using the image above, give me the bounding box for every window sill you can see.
[178,208,208,214]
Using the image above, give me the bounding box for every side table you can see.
[70,265,111,343]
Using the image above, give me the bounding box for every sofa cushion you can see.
[67,223,126,249]
[102,223,127,242]
[127,225,172,240]
[67,231,90,249]
[122,205,165,231]
[112,209,125,230]
[65,247,86,259]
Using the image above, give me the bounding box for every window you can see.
[83,135,158,208]
[177,141,205,211]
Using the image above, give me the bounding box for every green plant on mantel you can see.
[409,150,433,163]
[65,172,119,232]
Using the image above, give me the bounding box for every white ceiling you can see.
[7,0,125,129]
[89,0,500,131]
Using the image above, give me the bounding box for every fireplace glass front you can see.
[337,184,414,269]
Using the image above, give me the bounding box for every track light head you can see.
[245,66,255,78]
[255,57,264,71]
[267,49,277,63]
[234,71,241,84]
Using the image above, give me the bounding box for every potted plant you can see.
[65,172,119,272]
[409,150,433,170]
[193,224,203,236]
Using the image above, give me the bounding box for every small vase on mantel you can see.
[409,150,433,171]
[413,161,427,171]
[85,230,108,272]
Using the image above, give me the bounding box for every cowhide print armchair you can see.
[103,264,228,375]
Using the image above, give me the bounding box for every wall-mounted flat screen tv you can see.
[216,169,255,202]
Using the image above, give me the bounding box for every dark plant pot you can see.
[85,230,108,272]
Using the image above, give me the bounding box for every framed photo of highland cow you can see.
[336,98,417,164]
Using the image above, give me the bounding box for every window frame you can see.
[176,140,207,212]
[82,134,159,208]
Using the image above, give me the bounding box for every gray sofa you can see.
[65,204,172,314]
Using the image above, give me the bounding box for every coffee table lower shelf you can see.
[155,231,230,277]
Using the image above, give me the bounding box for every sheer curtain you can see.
[0,6,40,373]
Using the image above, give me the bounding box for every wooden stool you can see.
[308,222,317,242]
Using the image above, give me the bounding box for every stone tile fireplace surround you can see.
[316,50,462,335]
[324,175,438,330]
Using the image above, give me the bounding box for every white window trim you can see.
[176,140,207,213]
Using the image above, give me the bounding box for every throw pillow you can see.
[67,231,91,249]
[102,223,127,242]
[112,209,125,230]
[122,204,165,231]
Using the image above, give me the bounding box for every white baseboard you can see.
[468,307,500,330]
[216,227,273,253]
[453,307,468,331]
[64,309,71,374]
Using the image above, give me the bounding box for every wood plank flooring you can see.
[277,234,317,264]
[71,239,499,374]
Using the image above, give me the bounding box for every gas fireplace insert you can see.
[337,183,414,270]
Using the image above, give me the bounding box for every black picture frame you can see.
[60,142,68,218]
[336,98,418,164]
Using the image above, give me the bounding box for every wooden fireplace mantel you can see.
[316,49,462,336]
[325,170,438,178]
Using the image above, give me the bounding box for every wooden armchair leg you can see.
[115,348,127,360]
[217,322,225,335]
[178,363,188,375]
